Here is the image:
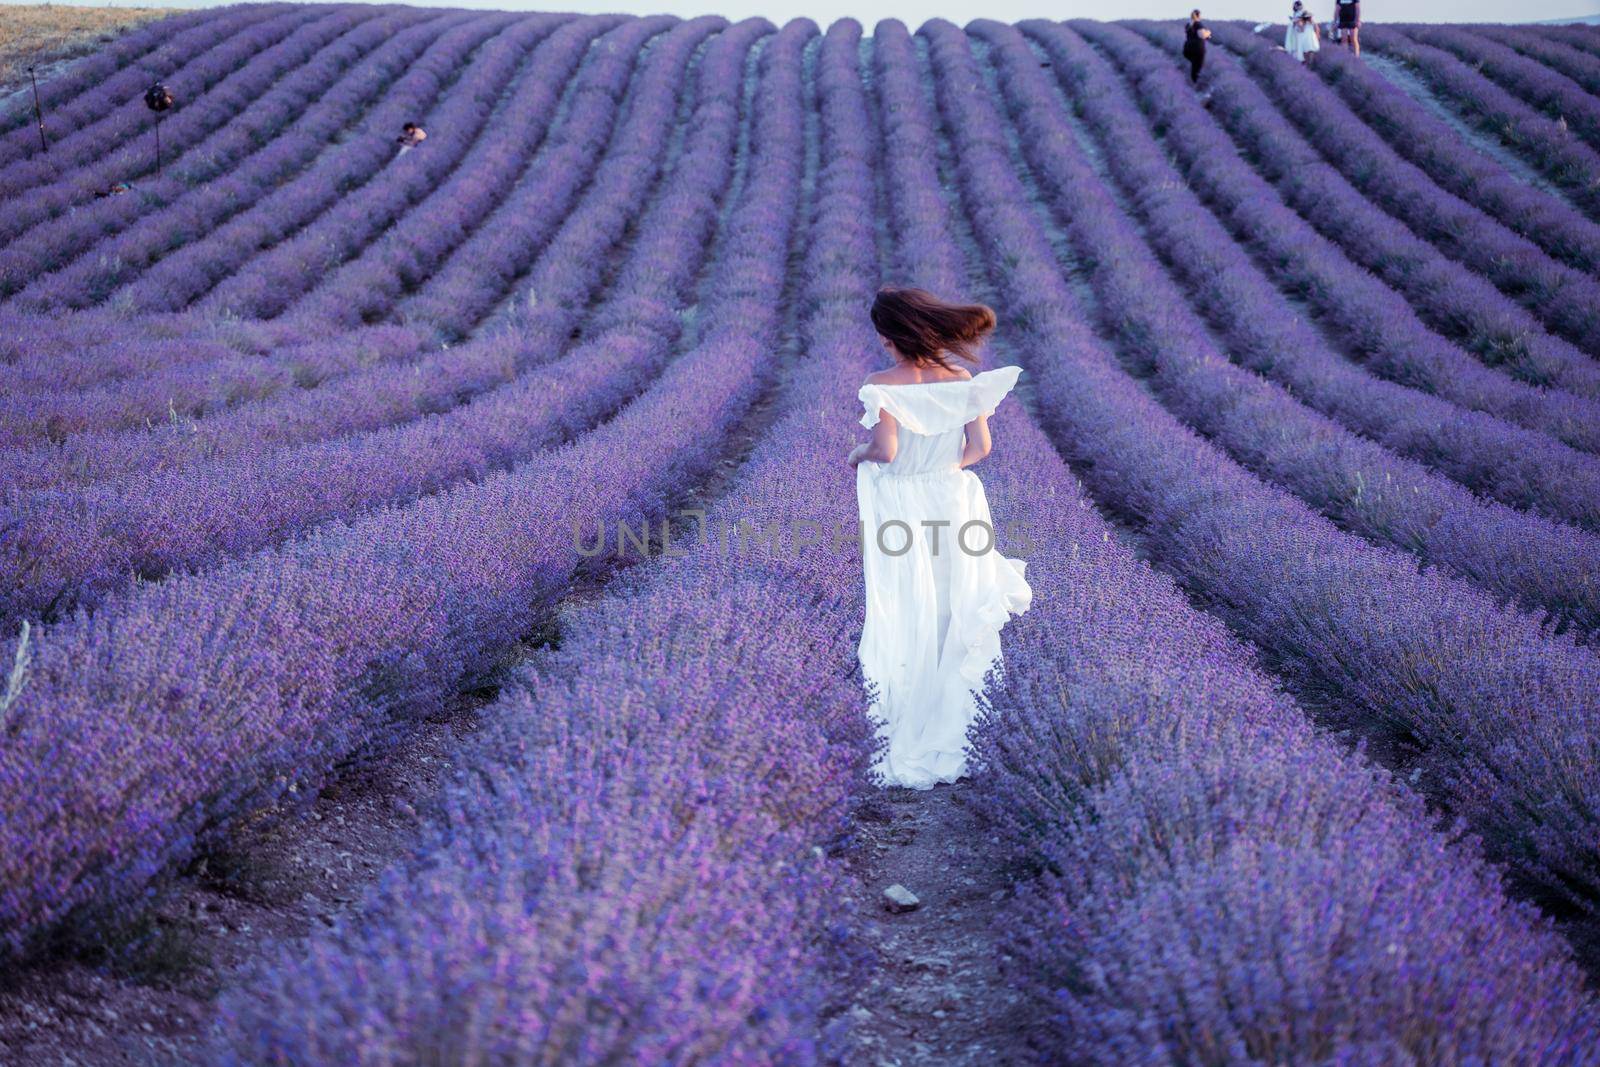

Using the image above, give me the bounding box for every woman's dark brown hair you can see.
[870,287,996,367]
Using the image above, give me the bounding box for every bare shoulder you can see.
[863,364,974,386]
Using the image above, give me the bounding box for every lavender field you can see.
[2,4,1600,1062]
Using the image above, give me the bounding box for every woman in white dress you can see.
[1286,0,1321,63]
[847,288,1033,790]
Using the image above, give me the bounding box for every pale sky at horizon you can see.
[5,0,1598,24]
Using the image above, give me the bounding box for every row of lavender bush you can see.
[0,16,664,482]
[872,23,1598,1057]
[1492,24,1600,98]
[0,311,358,401]
[1070,22,1600,533]
[1301,26,1600,276]
[0,326,531,493]
[107,13,517,314]
[0,4,221,144]
[926,16,1600,935]
[2,330,244,396]
[0,16,749,628]
[0,305,341,361]
[0,316,427,448]
[0,13,805,966]
[0,5,336,213]
[1199,22,1600,378]
[213,26,867,1060]
[416,15,716,341]
[3,11,1597,1056]
[2,22,752,492]
[1,6,455,304]
[389,17,691,339]
[0,3,287,169]
[1100,27,1600,458]
[1544,24,1600,59]
[1365,25,1600,220]
[1025,20,1600,632]
[283,15,618,327]
[1410,24,1600,158]
[195,12,579,320]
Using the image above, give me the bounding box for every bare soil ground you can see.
[838,783,1039,1065]
[0,4,177,102]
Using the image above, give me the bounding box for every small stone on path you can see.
[883,884,920,913]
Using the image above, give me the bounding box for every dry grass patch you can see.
[0,4,178,101]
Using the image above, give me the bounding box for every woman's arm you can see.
[848,409,899,467]
[958,413,991,468]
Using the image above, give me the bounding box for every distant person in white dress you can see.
[848,287,1033,790]
[1286,0,1321,62]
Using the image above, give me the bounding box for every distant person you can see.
[396,122,427,153]
[1334,0,1360,54]
[1183,9,1212,85]
[1286,0,1321,63]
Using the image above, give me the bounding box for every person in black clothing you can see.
[1334,0,1360,55]
[1183,10,1211,85]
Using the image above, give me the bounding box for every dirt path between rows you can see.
[839,782,1038,1065]
[827,34,1043,1066]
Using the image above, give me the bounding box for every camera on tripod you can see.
[143,81,175,174]
[144,82,174,113]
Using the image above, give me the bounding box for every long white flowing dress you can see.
[855,366,1033,790]
[1286,10,1320,61]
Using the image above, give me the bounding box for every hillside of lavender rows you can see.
[4,5,1600,1061]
